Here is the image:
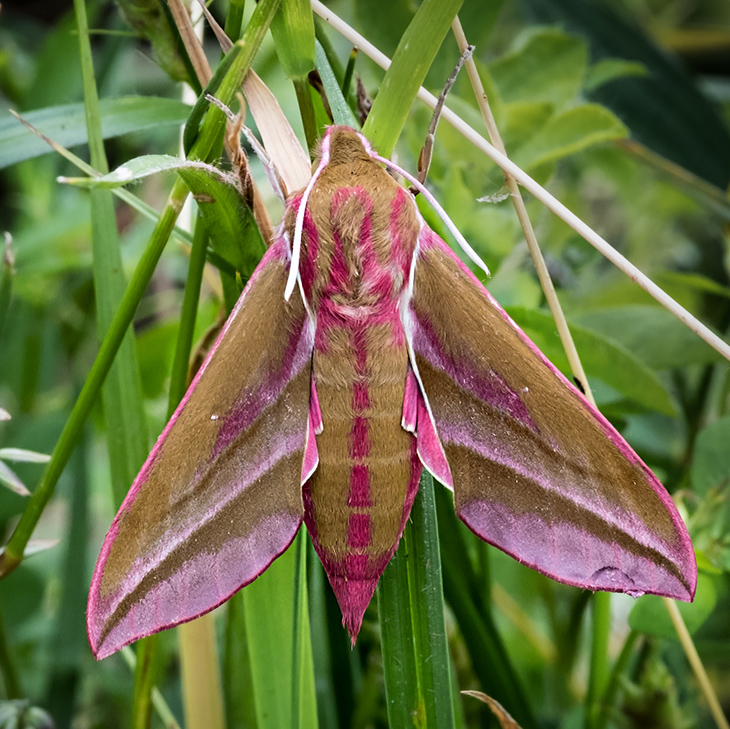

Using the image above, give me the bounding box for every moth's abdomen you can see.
[299,182,423,638]
[305,322,421,638]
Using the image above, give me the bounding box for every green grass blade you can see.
[74,0,149,505]
[362,0,463,156]
[314,41,358,128]
[0,236,13,339]
[0,97,191,170]
[586,592,612,729]
[270,0,316,79]
[0,603,21,699]
[243,542,319,729]
[434,486,538,729]
[378,472,455,729]
[224,593,259,729]
[75,1,155,722]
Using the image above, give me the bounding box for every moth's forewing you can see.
[87,240,314,659]
[406,229,696,601]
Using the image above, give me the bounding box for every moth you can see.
[87,126,696,659]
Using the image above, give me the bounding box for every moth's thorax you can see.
[289,143,420,315]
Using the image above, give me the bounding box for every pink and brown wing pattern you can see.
[406,228,696,601]
[87,239,314,659]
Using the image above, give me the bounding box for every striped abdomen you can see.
[297,179,423,635]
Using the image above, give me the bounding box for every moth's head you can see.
[313,125,376,170]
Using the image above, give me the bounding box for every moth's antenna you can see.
[371,153,490,278]
[285,134,332,301]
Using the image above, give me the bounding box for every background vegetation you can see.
[0,0,729,727]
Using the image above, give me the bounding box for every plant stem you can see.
[0,602,21,698]
[595,630,639,729]
[663,598,730,729]
[586,592,611,729]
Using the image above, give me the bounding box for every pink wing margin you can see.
[87,239,315,659]
[404,226,696,602]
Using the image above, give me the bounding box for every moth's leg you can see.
[416,45,474,187]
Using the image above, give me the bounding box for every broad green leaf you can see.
[0,97,190,170]
[489,29,587,109]
[691,416,730,496]
[513,103,627,170]
[508,307,675,415]
[520,0,730,188]
[575,305,723,370]
[585,58,647,92]
[628,572,716,639]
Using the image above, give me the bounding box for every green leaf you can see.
[176,166,266,282]
[60,155,217,188]
[575,305,723,370]
[243,545,319,729]
[379,473,455,729]
[315,41,358,128]
[513,103,627,170]
[585,58,647,92]
[520,0,730,188]
[628,572,717,640]
[270,0,316,79]
[489,29,587,108]
[508,307,676,415]
[0,97,190,170]
[363,0,464,157]
[691,416,730,496]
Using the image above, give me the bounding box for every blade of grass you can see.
[74,0,149,506]
[225,0,246,41]
[243,542,319,729]
[0,0,283,578]
[271,0,317,148]
[378,472,455,729]
[434,486,538,729]
[0,235,13,339]
[586,592,611,729]
[0,602,21,699]
[361,0,463,156]
[314,41,358,128]
[224,593,259,729]
[0,97,191,171]
[291,531,308,729]
[122,647,183,729]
